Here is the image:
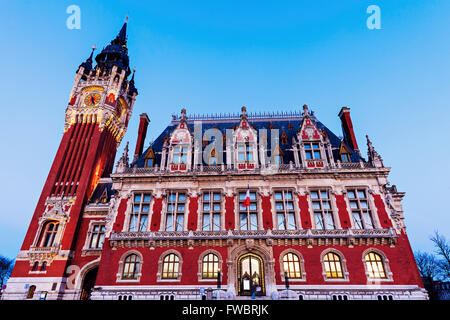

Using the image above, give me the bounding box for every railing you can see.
[117,161,380,177]
[109,228,396,241]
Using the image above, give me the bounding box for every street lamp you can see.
[285,272,290,290]
[217,268,221,289]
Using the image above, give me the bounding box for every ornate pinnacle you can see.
[116,142,130,173]
[302,104,309,118]
[366,135,384,168]
[241,106,248,120]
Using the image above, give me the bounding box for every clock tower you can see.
[6,20,138,299]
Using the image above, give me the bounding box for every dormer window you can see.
[339,142,352,163]
[209,148,217,165]
[146,158,153,167]
[304,142,321,160]
[341,153,350,163]
[238,143,253,162]
[172,145,188,164]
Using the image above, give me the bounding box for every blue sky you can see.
[0,1,449,259]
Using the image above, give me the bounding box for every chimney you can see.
[134,113,150,160]
[338,107,359,152]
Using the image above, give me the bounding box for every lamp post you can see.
[285,272,290,290]
[217,269,221,289]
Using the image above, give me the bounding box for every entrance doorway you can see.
[80,267,98,300]
[237,253,265,296]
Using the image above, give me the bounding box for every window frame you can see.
[346,188,376,230]
[320,249,350,282]
[279,249,306,282]
[165,191,187,231]
[238,190,258,231]
[310,189,336,230]
[128,192,152,232]
[273,190,296,231]
[157,250,183,282]
[201,191,222,231]
[116,250,143,283]
[362,249,393,282]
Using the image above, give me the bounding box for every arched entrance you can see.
[237,253,265,296]
[80,267,98,300]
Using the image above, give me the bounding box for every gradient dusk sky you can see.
[0,1,449,259]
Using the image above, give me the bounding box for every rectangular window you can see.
[310,189,335,230]
[274,190,296,230]
[237,143,254,162]
[304,142,321,160]
[173,145,188,164]
[347,189,374,229]
[89,224,106,248]
[166,192,186,231]
[129,193,151,232]
[202,191,222,231]
[239,191,258,230]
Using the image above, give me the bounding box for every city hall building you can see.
[3,22,427,300]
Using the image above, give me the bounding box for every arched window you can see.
[31,262,39,272]
[40,261,47,271]
[162,253,180,279]
[122,254,140,280]
[323,252,344,279]
[282,253,302,279]
[202,253,219,279]
[364,252,387,279]
[26,285,36,299]
[39,221,59,247]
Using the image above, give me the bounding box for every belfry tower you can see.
[5,20,137,299]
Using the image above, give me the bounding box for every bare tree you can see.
[430,231,450,280]
[0,255,14,294]
[415,251,440,280]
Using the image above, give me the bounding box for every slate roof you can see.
[132,111,363,168]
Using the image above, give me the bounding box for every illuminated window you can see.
[39,221,59,247]
[162,253,180,279]
[122,254,140,280]
[202,192,221,231]
[202,253,219,279]
[347,189,374,229]
[311,190,335,230]
[282,253,302,279]
[274,190,296,230]
[166,192,186,231]
[89,224,106,248]
[239,191,258,230]
[364,252,387,279]
[323,252,344,279]
[129,193,151,232]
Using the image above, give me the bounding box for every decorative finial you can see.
[302,104,309,117]
[125,15,129,23]
[116,142,130,173]
[366,135,384,168]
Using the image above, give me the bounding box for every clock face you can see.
[84,93,101,106]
